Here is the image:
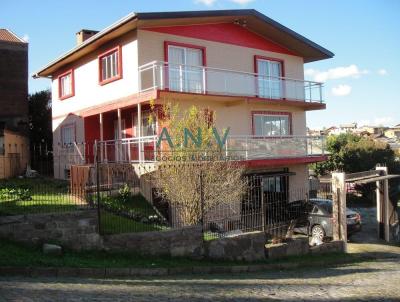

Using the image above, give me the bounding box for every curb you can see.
[0,255,376,279]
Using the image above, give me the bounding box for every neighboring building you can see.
[0,29,28,133]
[384,124,400,139]
[0,128,29,179]
[34,9,333,197]
[356,125,386,136]
[0,29,29,177]
[339,123,357,133]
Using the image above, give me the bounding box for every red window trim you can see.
[60,122,76,145]
[251,111,293,136]
[254,55,285,99]
[164,41,207,93]
[98,46,123,86]
[58,69,75,100]
[164,41,207,66]
[254,55,285,76]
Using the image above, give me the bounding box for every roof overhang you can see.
[33,9,334,78]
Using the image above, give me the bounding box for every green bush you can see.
[0,187,32,201]
[118,183,132,203]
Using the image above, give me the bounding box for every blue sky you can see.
[2,0,399,129]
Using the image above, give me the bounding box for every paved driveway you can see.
[1,258,400,301]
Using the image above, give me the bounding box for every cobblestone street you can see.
[1,258,399,301]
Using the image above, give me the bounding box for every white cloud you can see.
[359,117,394,127]
[378,69,387,76]
[229,0,255,4]
[331,84,352,96]
[305,64,369,82]
[22,34,29,42]
[194,0,217,6]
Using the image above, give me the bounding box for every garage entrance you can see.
[318,167,399,250]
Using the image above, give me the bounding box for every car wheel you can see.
[311,225,325,242]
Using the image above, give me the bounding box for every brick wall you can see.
[0,41,28,131]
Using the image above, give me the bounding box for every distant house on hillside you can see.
[324,123,357,136]
[356,125,386,136]
[0,29,29,178]
[384,124,400,139]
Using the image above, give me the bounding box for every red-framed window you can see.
[98,46,122,85]
[251,111,292,136]
[254,55,285,99]
[61,123,76,145]
[58,69,75,100]
[164,41,207,93]
[164,41,207,65]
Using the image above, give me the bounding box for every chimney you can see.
[76,29,99,45]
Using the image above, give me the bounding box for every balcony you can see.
[60,135,326,166]
[139,61,324,104]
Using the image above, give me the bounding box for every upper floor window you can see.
[255,56,284,99]
[98,46,122,85]
[166,41,206,93]
[61,124,75,145]
[252,112,291,136]
[58,70,74,100]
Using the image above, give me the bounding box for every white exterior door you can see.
[257,59,283,99]
[168,45,203,93]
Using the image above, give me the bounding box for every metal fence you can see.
[0,152,328,241]
[0,176,91,216]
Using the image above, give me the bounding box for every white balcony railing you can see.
[77,135,325,164]
[139,61,324,103]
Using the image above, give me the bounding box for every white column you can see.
[99,113,104,161]
[137,103,142,162]
[117,109,122,162]
[376,166,390,242]
[332,172,347,252]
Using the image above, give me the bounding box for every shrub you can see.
[0,187,32,201]
[118,183,132,203]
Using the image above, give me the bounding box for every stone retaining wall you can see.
[0,211,345,260]
[103,226,204,258]
[205,232,267,262]
[0,210,102,251]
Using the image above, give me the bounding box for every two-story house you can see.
[34,9,333,196]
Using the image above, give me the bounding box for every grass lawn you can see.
[0,238,357,269]
[99,194,170,234]
[0,177,85,215]
[100,210,168,234]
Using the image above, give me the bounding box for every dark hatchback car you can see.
[295,198,362,241]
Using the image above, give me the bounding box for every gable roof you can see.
[33,9,334,78]
[0,29,26,43]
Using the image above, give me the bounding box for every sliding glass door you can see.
[256,58,283,99]
[168,45,204,93]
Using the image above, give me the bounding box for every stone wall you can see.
[0,210,102,251]
[0,210,345,260]
[205,232,267,262]
[265,238,345,260]
[103,226,204,258]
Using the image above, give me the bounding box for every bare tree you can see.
[151,103,246,226]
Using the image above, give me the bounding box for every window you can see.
[142,112,157,136]
[253,112,291,136]
[58,70,74,99]
[113,119,126,140]
[166,42,205,93]
[61,124,75,145]
[98,46,122,85]
[255,56,283,99]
